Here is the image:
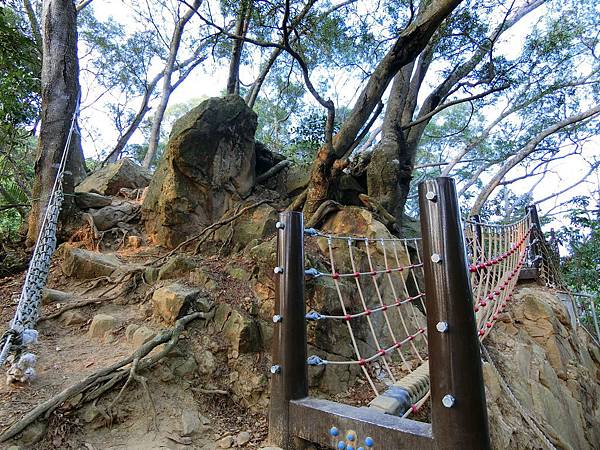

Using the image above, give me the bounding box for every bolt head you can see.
[436,321,448,333]
[442,394,455,408]
[273,266,284,274]
[425,191,437,201]
[272,314,283,323]
[270,365,281,374]
[275,221,285,229]
[431,253,443,264]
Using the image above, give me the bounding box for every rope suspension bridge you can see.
[267,177,587,450]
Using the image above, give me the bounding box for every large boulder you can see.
[75,158,151,196]
[152,282,212,324]
[485,287,600,449]
[90,201,139,231]
[142,95,258,248]
[61,246,121,279]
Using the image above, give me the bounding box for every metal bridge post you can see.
[419,177,491,450]
[268,211,308,448]
[527,205,542,268]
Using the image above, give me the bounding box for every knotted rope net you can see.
[303,210,534,418]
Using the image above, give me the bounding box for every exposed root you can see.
[149,200,269,264]
[0,311,213,443]
[305,200,340,229]
[255,159,291,184]
[287,189,307,212]
[39,298,102,322]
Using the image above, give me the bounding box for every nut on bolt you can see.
[436,321,449,333]
[431,253,443,264]
[273,266,284,274]
[270,365,281,374]
[442,394,455,408]
[275,221,285,229]
[425,191,437,202]
[272,314,283,323]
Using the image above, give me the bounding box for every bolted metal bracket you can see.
[442,394,456,408]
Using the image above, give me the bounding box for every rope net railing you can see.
[302,211,534,419]
[303,229,428,397]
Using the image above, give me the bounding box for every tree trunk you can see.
[226,0,252,96]
[367,66,416,225]
[104,72,163,165]
[26,0,86,246]
[303,0,463,217]
[142,0,200,169]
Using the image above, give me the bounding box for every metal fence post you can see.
[419,177,491,450]
[527,205,542,268]
[268,211,308,448]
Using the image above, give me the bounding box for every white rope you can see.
[0,95,80,372]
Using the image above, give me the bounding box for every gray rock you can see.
[42,288,72,305]
[91,201,139,231]
[181,410,201,436]
[125,323,140,341]
[130,326,156,348]
[142,95,258,248]
[75,158,151,196]
[60,310,87,325]
[172,356,198,379]
[284,163,310,195]
[144,267,160,284]
[88,314,117,340]
[214,203,278,253]
[19,420,46,445]
[196,350,216,376]
[158,255,197,281]
[75,192,113,209]
[217,435,235,448]
[236,431,251,446]
[61,246,121,279]
[152,283,212,324]
[222,309,261,354]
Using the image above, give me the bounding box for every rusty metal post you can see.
[419,178,491,450]
[268,211,308,448]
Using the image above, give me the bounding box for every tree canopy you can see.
[1,0,598,281]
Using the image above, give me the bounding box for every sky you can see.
[81,0,599,236]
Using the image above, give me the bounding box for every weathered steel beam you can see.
[419,177,491,450]
[268,211,308,448]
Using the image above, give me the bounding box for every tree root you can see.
[305,200,340,229]
[148,199,270,264]
[358,194,399,233]
[39,297,102,322]
[0,311,213,442]
[256,159,292,183]
[287,189,307,212]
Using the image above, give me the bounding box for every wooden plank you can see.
[289,397,435,450]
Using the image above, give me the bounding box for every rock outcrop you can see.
[75,158,151,196]
[142,95,258,248]
[485,286,600,449]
